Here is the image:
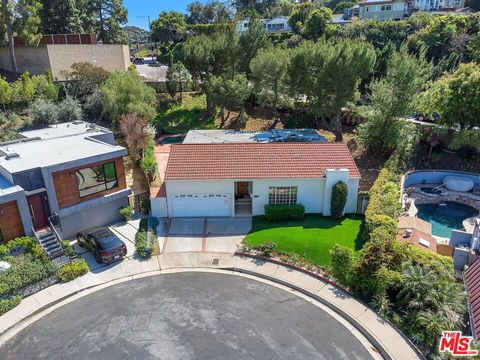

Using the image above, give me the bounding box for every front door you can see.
[27,194,49,230]
[236,182,251,198]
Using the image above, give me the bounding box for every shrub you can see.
[30,98,58,126]
[364,168,400,231]
[61,240,75,257]
[256,242,277,257]
[0,255,58,296]
[331,181,348,219]
[135,230,152,258]
[264,204,305,221]
[139,199,151,215]
[0,295,22,316]
[141,138,158,182]
[58,259,89,282]
[57,96,83,123]
[119,206,133,221]
[330,244,355,287]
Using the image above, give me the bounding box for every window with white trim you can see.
[268,187,298,205]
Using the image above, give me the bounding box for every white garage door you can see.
[170,194,231,217]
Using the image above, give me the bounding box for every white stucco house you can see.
[151,138,360,218]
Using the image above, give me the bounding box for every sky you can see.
[124,0,207,29]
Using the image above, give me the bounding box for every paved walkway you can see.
[0,252,421,360]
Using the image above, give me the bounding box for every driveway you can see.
[1,273,375,360]
[163,217,251,254]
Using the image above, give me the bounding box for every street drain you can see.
[212,258,220,265]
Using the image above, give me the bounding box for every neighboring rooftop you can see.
[183,129,326,144]
[465,259,480,339]
[165,142,360,181]
[18,121,110,140]
[0,133,125,173]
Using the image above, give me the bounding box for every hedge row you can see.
[135,218,153,259]
[0,295,22,316]
[264,204,305,221]
[364,168,401,233]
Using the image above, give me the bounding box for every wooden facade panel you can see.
[52,157,127,209]
[0,201,25,243]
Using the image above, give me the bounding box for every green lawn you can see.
[244,214,366,268]
[153,94,217,134]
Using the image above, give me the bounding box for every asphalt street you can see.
[2,272,374,360]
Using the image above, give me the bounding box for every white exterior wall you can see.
[151,197,168,217]
[251,179,325,216]
[165,171,360,218]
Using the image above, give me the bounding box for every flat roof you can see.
[165,142,360,180]
[0,134,126,173]
[183,129,326,144]
[18,121,111,140]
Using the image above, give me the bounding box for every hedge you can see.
[331,181,348,219]
[364,168,400,232]
[0,295,22,316]
[264,204,305,221]
[135,218,153,259]
[58,259,89,282]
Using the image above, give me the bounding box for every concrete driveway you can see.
[163,217,251,254]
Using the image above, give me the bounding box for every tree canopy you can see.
[151,11,187,45]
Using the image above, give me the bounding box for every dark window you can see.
[0,229,4,244]
[76,162,118,197]
[268,186,298,205]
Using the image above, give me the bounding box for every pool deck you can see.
[402,183,480,244]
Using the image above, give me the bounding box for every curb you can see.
[0,262,424,360]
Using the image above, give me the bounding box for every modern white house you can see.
[152,141,360,218]
[236,16,291,34]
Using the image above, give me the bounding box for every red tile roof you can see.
[465,259,480,339]
[164,143,360,180]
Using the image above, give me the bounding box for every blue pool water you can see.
[416,201,478,238]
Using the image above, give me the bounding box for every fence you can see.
[128,191,150,213]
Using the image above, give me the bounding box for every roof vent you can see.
[5,153,20,160]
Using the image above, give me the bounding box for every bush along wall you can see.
[331,181,348,219]
[264,204,305,221]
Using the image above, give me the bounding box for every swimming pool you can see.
[159,136,185,145]
[416,201,478,238]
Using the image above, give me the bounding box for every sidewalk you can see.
[0,253,422,360]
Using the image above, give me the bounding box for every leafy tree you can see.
[151,11,187,45]
[356,46,432,156]
[13,0,43,45]
[61,62,110,100]
[182,32,237,114]
[40,0,83,34]
[331,181,348,219]
[289,38,376,141]
[421,62,480,131]
[118,113,153,162]
[250,46,290,123]
[238,17,271,75]
[100,70,156,124]
[86,0,128,44]
[234,0,279,15]
[288,2,314,34]
[302,7,332,40]
[166,61,189,101]
[333,0,355,13]
[209,74,251,127]
[83,89,107,124]
[187,1,230,24]
[0,77,11,109]
[57,95,83,123]
[269,0,294,17]
[31,72,58,101]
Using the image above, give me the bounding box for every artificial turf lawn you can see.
[244,214,366,268]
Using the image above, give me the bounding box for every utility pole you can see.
[2,0,17,77]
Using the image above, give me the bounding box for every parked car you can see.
[76,226,127,264]
[132,57,144,65]
[149,60,162,67]
[413,112,441,122]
